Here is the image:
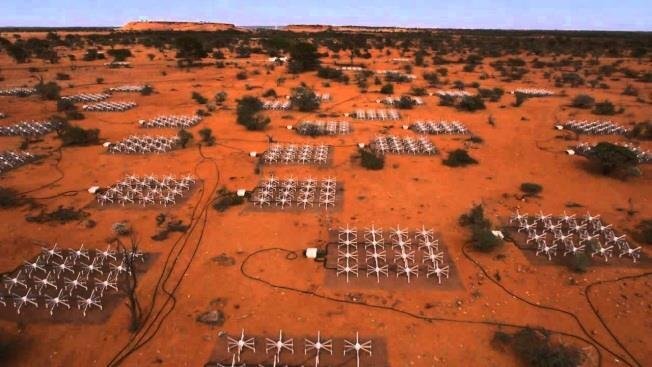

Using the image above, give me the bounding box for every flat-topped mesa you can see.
[284,24,426,33]
[121,21,236,32]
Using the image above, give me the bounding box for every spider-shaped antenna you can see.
[97,245,117,262]
[52,256,75,279]
[389,225,409,241]
[227,329,256,362]
[12,288,39,314]
[344,332,372,367]
[305,331,333,367]
[23,256,46,276]
[77,289,102,317]
[64,273,88,295]
[45,289,71,315]
[265,330,294,366]
[110,259,130,276]
[82,257,104,278]
[415,226,434,241]
[427,261,450,284]
[94,273,118,296]
[70,243,90,264]
[33,271,57,295]
[3,270,27,292]
[42,243,63,262]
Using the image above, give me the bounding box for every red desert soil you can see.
[121,21,237,32]
[0,36,650,367]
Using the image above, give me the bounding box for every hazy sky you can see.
[1,0,650,31]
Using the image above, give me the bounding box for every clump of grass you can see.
[0,187,26,208]
[151,217,189,241]
[566,253,591,273]
[443,149,478,167]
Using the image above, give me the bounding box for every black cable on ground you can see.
[239,247,604,367]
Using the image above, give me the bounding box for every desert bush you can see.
[633,220,652,245]
[520,182,543,196]
[423,72,440,86]
[262,88,277,98]
[592,100,617,115]
[177,129,193,148]
[107,48,133,61]
[317,66,348,83]
[191,91,208,104]
[385,72,411,83]
[26,206,88,224]
[291,86,320,112]
[359,147,384,170]
[65,110,85,120]
[380,83,394,94]
[457,95,485,111]
[566,253,591,273]
[443,149,478,167]
[622,85,638,96]
[477,88,504,102]
[438,95,455,106]
[397,96,416,109]
[410,87,427,96]
[199,128,215,146]
[213,91,227,104]
[57,98,76,112]
[570,94,595,109]
[140,85,154,96]
[35,81,60,100]
[58,124,99,146]
[513,92,528,107]
[236,71,248,80]
[629,121,652,140]
[288,42,320,73]
[510,328,583,367]
[586,142,639,176]
[212,187,245,212]
[0,187,24,208]
[55,73,70,81]
[459,204,501,252]
[236,96,270,131]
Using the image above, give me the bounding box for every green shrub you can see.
[177,129,193,148]
[359,148,384,170]
[140,85,154,96]
[58,124,99,146]
[397,96,416,109]
[236,71,248,80]
[55,73,70,81]
[586,142,638,175]
[511,328,583,367]
[0,187,24,208]
[380,83,394,94]
[410,87,428,96]
[57,98,76,112]
[633,219,652,245]
[35,81,60,100]
[459,204,501,252]
[520,182,543,196]
[478,87,504,102]
[592,100,616,115]
[570,94,595,109]
[317,66,348,82]
[212,187,245,212]
[290,86,320,112]
[288,42,320,73]
[26,206,89,224]
[236,96,270,131]
[630,121,652,140]
[214,91,227,103]
[457,95,485,111]
[566,253,591,273]
[192,91,208,104]
[514,92,528,107]
[438,95,455,106]
[262,88,277,98]
[443,149,478,167]
[199,128,215,146]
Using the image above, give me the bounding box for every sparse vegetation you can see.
[492,328,583,367]
[236,96,270,131]
[290,85,320,112]
[443,149,478,167]
[584,142,639,176]
[380,83,394,94]
[198,128,215,146]
[592,100,617,115]
[177,129,193,148]
[459,204,502,252]
[629,121,652,140]
[520,182,543,196]
[57,124,100,146]
[359,147,384,170]
[570,94,595,109]
[26,206,89,224]
[212,187,245,212]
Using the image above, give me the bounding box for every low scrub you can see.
[57,123,100,146]
[212,187,245,212]
[492,328,583,367]
[520,182,543,196]
[629,121,652,140]
[236,96,270,131]
[585,142,639,176]
[443,149,478,167]
[570,94,595,109]
[459,204,502,252]
[26,206,89,224]
[359,148,384,170]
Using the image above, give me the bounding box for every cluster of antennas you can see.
[410,120,469,135]
[315,92,331,102]
[139,115,202,129]
[337,66,364,71]
[296,121,351,136]
[262,144,330,166]
[104,61,131,68]
[335,226,450,284]
[511,88,554,96]
[352,109,400,120]
[0,120,61,137]
[108,85,148,93]
[0,151,37,175]
[262,99,292,110]
[573,142,651,163]
[376,70,417,79]
[105,135,179,155]
[510,210,641,263]
[60,93,110,103]
[0,87,36,97]
[372,135,437,155]
[252,176,337,210]
[0,243,144,317]
[222,330,372,367]
[95,174,196,207]
[82,101,137,112]
[377,96,424,106]
[435,90,471,97]
[561,120,629,135]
